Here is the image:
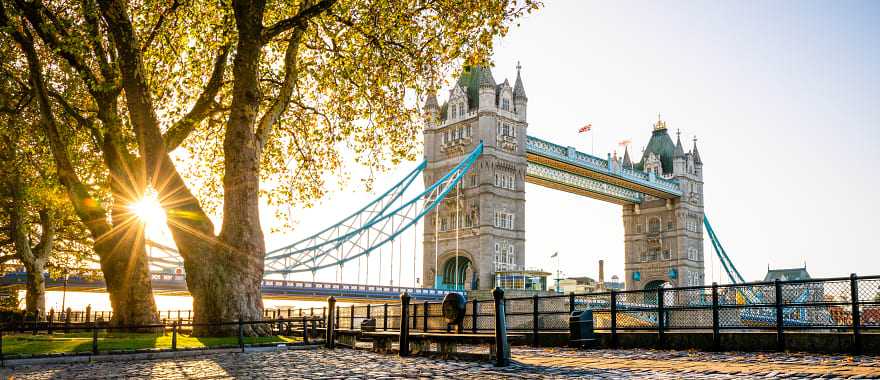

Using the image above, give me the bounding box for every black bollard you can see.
[493,287,509,367]
[326,296,336,349]
[399,292,411,357]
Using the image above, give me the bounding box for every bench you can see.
[359,331,524,356]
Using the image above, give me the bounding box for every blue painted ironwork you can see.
[526,162,643,203]
[525,135,682,196]
[263,143,483,275]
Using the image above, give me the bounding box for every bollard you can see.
[711,282,720,351]
[423,301,429,331]
[383,303,389,331]
[851,273,861,354]
[532,295,540,347]
[399,292,411,357]
[657,287,665,348]
[238,318,245,352]
[493,287,509,367]
[326,296,336,349]
[302,316,309,344]
[774,279,784,351]
[472,298,478,334]
[610,290,618,349]
[172,321,178,351]
[32,309,40,336]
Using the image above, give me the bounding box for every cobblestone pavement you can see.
[3,347,880,379]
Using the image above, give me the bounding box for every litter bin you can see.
[361,318,376,332]
[569,310,596,348]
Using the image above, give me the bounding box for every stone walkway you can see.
[3,347,879,379]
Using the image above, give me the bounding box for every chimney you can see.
[598,260,605,290]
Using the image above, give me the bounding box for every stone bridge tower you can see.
[622,117,705,290]
[422,64,528,290]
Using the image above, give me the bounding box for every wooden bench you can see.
[359,331,524,356]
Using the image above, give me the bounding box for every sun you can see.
[129,189,166,226]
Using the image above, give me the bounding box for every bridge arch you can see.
[437,250,475,290]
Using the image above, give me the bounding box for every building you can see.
[622,118,706,290]
[422,64,528,290]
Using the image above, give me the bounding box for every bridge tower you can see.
[622,117,705,290]
[422,64,528,290]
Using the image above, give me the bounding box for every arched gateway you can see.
[422,64,705,291]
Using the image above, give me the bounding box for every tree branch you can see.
[260,0,335,43]
[141,0,181,53]
[256,27,303,155]
[162,43,230,151]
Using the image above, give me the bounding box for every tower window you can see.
[494,209,515,230]
[502,98,510,111]
[648,217,661,233]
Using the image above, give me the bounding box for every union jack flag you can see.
[578,123,592,133]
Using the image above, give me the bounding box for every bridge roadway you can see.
[0,272,453,302]
[525,135,682,204]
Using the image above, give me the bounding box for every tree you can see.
[0,1,165,326]
[0,44,93,316]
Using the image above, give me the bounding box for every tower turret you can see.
[513,62,528,119]
[478,66,496,111]
[673,129,686,175]
[423,91,440,128]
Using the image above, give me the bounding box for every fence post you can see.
[172,321,178,351]
[238,318,245,352]
[472,299,478,334]
[350,305,354,329]
[302,316,309,345]
[610,290,618,349]
[366,304,371,320]
[412,303,418,330]
[775,279,785,352]
[532,295,539,347]
[92,321,99,355]
[85,305,91,324]
[65,307,72,333]
[47,308,54,334]
[493,287,509,367]
[326,296,336,349]
[383,303,388,331]
[423,301,429,331]
[851,273,862,355]
[399,292,411,357]
[569,292,575,316]
[32,309,39,336]
[711,282,720,351]
[335,306,340,332]
[657,287,665,348]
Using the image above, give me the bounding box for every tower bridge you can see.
[421,65,705,292]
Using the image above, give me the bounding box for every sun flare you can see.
[129,190,166,226]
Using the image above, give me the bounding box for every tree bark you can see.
[23,260,46,316]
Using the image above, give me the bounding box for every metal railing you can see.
[330,274,880,353]
[0,306,327,362]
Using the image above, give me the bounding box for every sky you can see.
[146,0,880,288]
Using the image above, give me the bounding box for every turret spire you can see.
[692,136,702,164]
[673,129,685,158]
[423,91,439,111]
[622,145,633,169]
[514,61,527,100]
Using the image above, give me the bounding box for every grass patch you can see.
[2,332,300,356]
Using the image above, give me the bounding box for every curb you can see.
[1,344,322,368]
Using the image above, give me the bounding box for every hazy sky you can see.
[151,1,880,287]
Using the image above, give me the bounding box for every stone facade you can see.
[622,119,705,290]
[422,65,528,290]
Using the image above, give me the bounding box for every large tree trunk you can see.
[23,260,46,316]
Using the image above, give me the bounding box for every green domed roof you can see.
[636,121,676,174]
[456,65,494,111]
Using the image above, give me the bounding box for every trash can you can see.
[361,318,376,332]
[569,310,595,348]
